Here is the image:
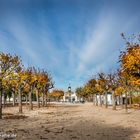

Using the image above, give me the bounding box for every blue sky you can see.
[0,0,140,91]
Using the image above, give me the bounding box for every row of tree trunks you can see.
[0,89,48,115]
[3,91,49,109]
[94,93,106,107]
[93,91,128,111]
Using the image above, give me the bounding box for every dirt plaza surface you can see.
[0,103,140,140]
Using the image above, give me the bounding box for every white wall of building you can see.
[96,94,112,105]
[63,92,78,102]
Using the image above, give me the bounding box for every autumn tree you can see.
[120,34,140,80]
[39,70,53,107]
[23,67,38,110]
[50,89,64,101]
[86,78,97,102]
[97,73,109,108]
[119,34,140,111]
[32,68,54,108]
[95,81,104,106]
[75,87,84,100]
[107,73,118,110]
[0,53,22,118]
[16,70,30,113]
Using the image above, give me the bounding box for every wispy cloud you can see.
[75,12,139,80]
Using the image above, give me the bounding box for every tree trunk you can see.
[9,96,10,103]
[129,92,132,106]
[3,93,6,108]
[18,88,22,113]
[95,94,98,106]
[92,94,94,105]
[12,92,15,106]
[120,93,123,109]
[25,94,28,106]
[118,94,121,105]
[105,91,108,108]
[125,92,128,113]
[36,89,40,108]
[0,90,3,119]
[42,92,44,107]
[29,89,33,110]
[45,94,47,107]
[99,94,102,107]
[112,91,116,110]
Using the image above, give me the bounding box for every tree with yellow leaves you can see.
[23,67,37,110]
[119,34,140,111]
[97,73,109,108]
[120,34,140,83]
[50,89,64,101]
[83,78,97,102]
[0,53,22,118]
[75,87,84,99]
[33,68,54,108]
[95,81,104,106]
[107,73,118,110]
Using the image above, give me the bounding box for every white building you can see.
[96,93,112,105]
[63,85,78,102]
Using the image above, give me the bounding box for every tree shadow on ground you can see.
[13,118,139,140]
[3,113,28,119]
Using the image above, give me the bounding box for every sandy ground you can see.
[0,103,140,140]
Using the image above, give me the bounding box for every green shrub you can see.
[132,96,140,104]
